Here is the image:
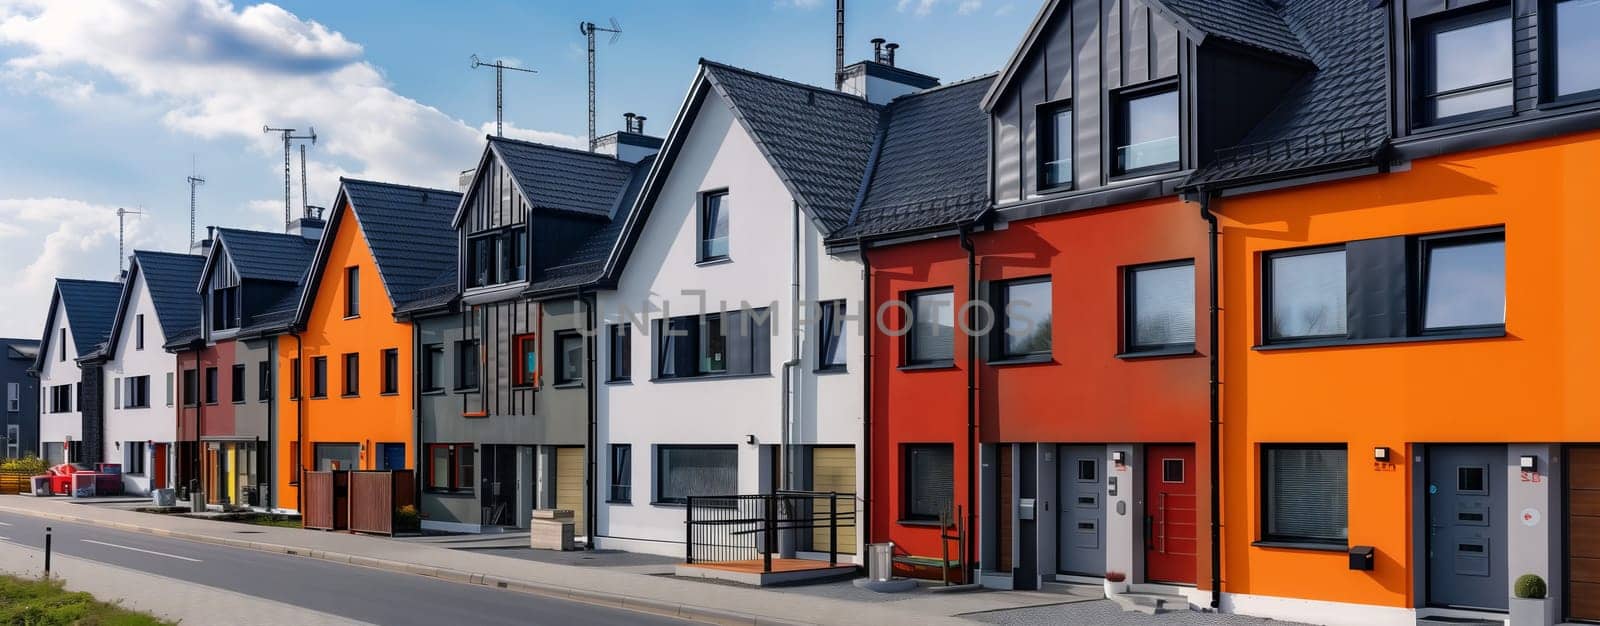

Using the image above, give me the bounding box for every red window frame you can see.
[512,333,539,388]
[426,443,474,492]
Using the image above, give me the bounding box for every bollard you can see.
[44,526,52,577]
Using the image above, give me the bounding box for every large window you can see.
[513,334,538,388]
[907,289,955,365]
[609,444,632,502]
[817,300,848,371]
[204,367,219,405]
[1421,231,1506,333]
[608,324,631,382]
[1551,0,1600,100]
[1113,84,1179,175]
[211,286,240,331]
[422,344,445,393]
[904,444,954,522]
[996,278,1051,359]
[1416,7,1512,125]
[342,353,359,397]
[48,384,71,413]
[455,340,479,390]
[381,348,399,395]
[1039,102,1072,189]
[426,443,474,492]
[344,266,360,317]
[655,445,737,505]
[1262,445,1348,545]
[231,363,246,404]
[1265,247,1347,342]
[122,376,149,409]
[700,191,730,262]
[556,331,583,386]
[315,443,360,471]
[1125,261,1196,353]
[466,227,529,288]
[182,369,198,407]
[653,309,771,380]
[311,357,327,398]
[123,441,146,475]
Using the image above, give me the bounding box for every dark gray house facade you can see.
[1,339,40,459]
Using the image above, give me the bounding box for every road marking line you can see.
[0,521,13,526]
[81,539,201,562]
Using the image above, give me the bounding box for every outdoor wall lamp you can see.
[1521,455,1538,472]
[1373,447,1391,463]
[1111,451,1125,466]
[745,434,757,445]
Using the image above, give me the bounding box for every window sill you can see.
[454,387,480,393]
[813,366,848,375]
[232,401,245,406]
[424,489,474,497]
[1253,329,1506,352]
[380,392,399,397]
[695,257,732,267]
[1116,346,1198,360]
[606,379,632,386]
[343,315,360,321]
[462,411,488,418]
[606,499,632,505]
[310,395,328,400]
[1251,540,1348,553]
[648,372,772,384]
[341,394,359,399]
[552,382,584,389]
[987,355,1053,367]
[651,501,688,508]
[898,361,957,372]
[897,519,943,527]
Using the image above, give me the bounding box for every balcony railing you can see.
[684,491,856,573]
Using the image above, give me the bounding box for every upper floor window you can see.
[204,366,219,405]
[182,369,198,407]
[421,344,445,393]
[556,331,583,386]
[1416,7,1512,126]
[455,340,480,390]
[231,363,246,404]
[1550,0,1600,100]
[212,286,240,331]
[513,334,538,388]
[342,353,359,397]
[816,300,847,371]
[258,362,271,402]
[700,191,730,262]
[382,348,400,395]
[1125,261,1196,354]
[1264,247,1348,342]
[344,266,360,317]
[995,278,1051,360]
[653,308,771,380]
[608,324,631,382]
[906,289,955,365]
[58,328,65,361]
[1113,84,1179,175]
[311,357,328,398]
[466,228,528,288]
[1039,102,1072,190]
[135,314,145,350]
[1420,231,1505,332]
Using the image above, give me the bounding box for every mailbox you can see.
[1349,545,1375,571]
[1018,498,1036,521]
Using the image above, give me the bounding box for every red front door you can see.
[151,443,168,490]
[1145,445,1196,584]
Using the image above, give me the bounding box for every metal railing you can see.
[684,491,856,573]
[1212,123,1387,166]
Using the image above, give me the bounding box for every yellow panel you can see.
[555,447,585,535]
[810,447,856,555]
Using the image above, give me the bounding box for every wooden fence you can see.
[301,471,346,531]
[348,470,414,536]
[0,471,31,495]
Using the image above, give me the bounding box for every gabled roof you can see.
[205,228,319,286]
[451,136,638,227]
[298,179,460,325]
[832,75,995,241]
[104,250,204,360]
[4,339,40,361]
[393,266,458,317]
[34,278,121,370]
[526,154,655,297]
[1183,0,1389,189]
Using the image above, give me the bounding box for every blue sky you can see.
[0,0,1034,337]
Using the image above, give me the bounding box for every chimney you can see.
[591,112,663,163]
[287,206,325,241]
[624,112,637,133]
[871,37,886,63]
[884,42,898,67]
[458,169,476,193]
[192,226,215,255]
[635,116,647,134]
[839,39,939,104]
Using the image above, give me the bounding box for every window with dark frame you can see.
[290,441,300,485]
[211,286,240,331]
[1039,102,1072,189]
[204,367,218,405]
[311,356,327,398]
[556,331,583,386]
[58,328,65,361]
[455,340,479,390]
[422,344,445,393]
[513,334,538,388]
[182,369,198,407]
[123,441,146,475]
[652,309,771,380]
[344,266,360,317]
[342,353,359,397]
[1112,84,1179,175]
[907,289,956,365]
[257,362,270,402]
[608,324,631,382]
[230,363,245,403]
[123,376,149,409]
[381,348,399,395]
[1415,6,1513,126]
[135,314,145,350]
[1125,261,1196,353]
[289,358,300,399]
[1550,0,1600,101]
[426,443,475,492]
[699,191,730,262]
[904,444,954,522]
[700,314,727,374]
[1262,445,1348,545]
[996,278,1051,359]
[609,444,632,502]
[655,445,737,505]
[1264,247,1348,342]
[817,300,847,370]
[1420,231,1506,333]
[466,227,530,288]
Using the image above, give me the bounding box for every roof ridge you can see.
[340,177,461,196]
[699,58,881,109]
[133,249,203,259]
[57,278,120,286]
[486,135,629,163]
[893,71,997,101]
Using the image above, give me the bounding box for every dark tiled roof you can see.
[702,60,884,233]
[393,267,458,316]
[4,338,40,360]
[242,286,303,336]
[528,154,655,295]
[215,228,319,283]
[1184,0,1389,188]
[57,278,122,356]
[339,179,461,309]
[832,75,995,241]
[132,250,205,343]
[1154,0,1309,61]
[490,137,636,218]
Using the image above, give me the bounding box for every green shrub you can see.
[0,455,48,475]
[395,504,421,532]
[0,574,171,625]
[1515,573,1547,599]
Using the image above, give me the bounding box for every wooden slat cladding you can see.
[1571,447,1600,621]
[556,447,586,535]
[465,158,530,236]
[464,299,538,418]
[811,447,857,555]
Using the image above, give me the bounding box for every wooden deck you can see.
[677,557,857,586]
[683,558,839,574]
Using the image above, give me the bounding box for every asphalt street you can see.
[0,512,691,626]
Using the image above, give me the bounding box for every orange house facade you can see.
[275,179,461,512]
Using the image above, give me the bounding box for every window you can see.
[1265,247,1348,342]
[1262,445,1348,545]
[652,309,772,380]
[182,369,197,407]
[58,328,65,361]
[1416,7,1512,125]
[165,372,174,407]
[124,441,146,475]
[123,376,149,409]
[904,444,954,522]
[290,441,300,485]
[996,278,1051,359]
[1125,261,1196,353]
[211,286,240,331]
[609,444,632,502]
[311,357,327,398]
[6,382,18,412]
[455,340,479,390]
[1039,102,1072,189]
[468,234,498,287]
[1420,231,1505,333]
[655,445,737,505]
[342,353,359,397]
[608,324,631,382]
[422,344,445,393]
[204,367,218,405]
[1113,84,1179,175]
[466,227,529,288]
[381,349,399,395]
[1551,0,1600,100]
[314,443,360,471]
[289,358,300,399]
[426,443,474,492]
[556,331,583,386]
[699,191,730,261]
[135,314,145,350]
[513,334,538,388]
[231,363,245,404]
[49,384,72,413]
[344,266,359,317]
[907,289,955,365]
[1163,458,1185,483]
[505,228,528,282]
[817,300,847,370]
[258,362,270,402]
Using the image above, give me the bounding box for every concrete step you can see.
[1108,591,1187,615]
[1415,617,1503,626]
[1040,581,1105,600]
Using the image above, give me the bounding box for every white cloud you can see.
[774,0,822,8]
[994,3,1015,16]
[482,122,588,151]
[957,0,983,15]
[0,197,160,338]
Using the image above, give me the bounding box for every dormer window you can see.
[466,227,528,288]
[1039,102,1073,190]
[1113,83,1179,176]
[1416,6,1512,126]
[1549,0,1600,101]
[211,285,240,331]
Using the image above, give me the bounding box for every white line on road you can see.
[81,539,202,562]
[0,521,13,526]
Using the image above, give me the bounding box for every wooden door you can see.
[1570,447,1600,621]
[1145,445,1196,584]
[556,447,585,535]
[997,445,1014,573]
[151,443,167,490]
[810,447,856,555]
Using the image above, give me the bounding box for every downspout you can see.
[958,224,977,584]
[294,331,304,515]
[1199,191,1222,610]
[582,288,598,550]
[194,346,204,499]
[858,241,872,548]
[781,200,802,493]
[411,322,422,509]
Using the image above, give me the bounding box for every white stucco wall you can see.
[37,297,82,459]
[101,269,177,494]
[595,87,865,556]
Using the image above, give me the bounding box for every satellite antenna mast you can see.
[263,125,317,229]
[115,207,143,274]
[186,159,205,251]
[579,18,622,151]
[470,55,538,138]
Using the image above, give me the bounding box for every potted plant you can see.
[1511,573,1552,626]
[394,505,421,535]
[1104,571,1128,596]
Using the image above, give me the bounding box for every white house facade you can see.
[34,278,122,466]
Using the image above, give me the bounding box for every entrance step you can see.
[1041,581,1105,600]
[1415,617,1504,626]
[1108,591,1187,615]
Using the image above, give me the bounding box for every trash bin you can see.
[151,488,176,507]
[867,542,895,582]
[530,509,575,551]
[29,475,50,497]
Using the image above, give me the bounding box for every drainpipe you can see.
[958,225,978,584]
[294,331,304,515]
[411,322,422,509]
[858,241,872,548]
[1199,191,1222,610]
[193,346,204,501]
[581,288,598,550]
[779,201,802,557]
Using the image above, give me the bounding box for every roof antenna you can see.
[835,0,846,91]
[186,156,205,252]
[263,125,317,230]
[579,18,623,152]
[471,55,539,138]
[115,207,143,275]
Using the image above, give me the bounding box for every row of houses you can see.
[10,0,1600,623]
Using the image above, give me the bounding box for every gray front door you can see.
[1057,445,1107,576]
[1427,445,1507,610]
[5,425,17,459]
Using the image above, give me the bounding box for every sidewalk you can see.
[0,495,1079,625]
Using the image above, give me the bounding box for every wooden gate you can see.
[302,470,346,531]
[348,470,416,536]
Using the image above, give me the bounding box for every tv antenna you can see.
[186,158,205,251]
[115,207,143,274]
[579,18,622,151]
[263,125,317,229]
[470,55,538,138]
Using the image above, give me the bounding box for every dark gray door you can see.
[1057,445,1107,576]
[1427,445,1506,610]
[5,425,17,459]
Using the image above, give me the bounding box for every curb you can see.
[0,504,811,626]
